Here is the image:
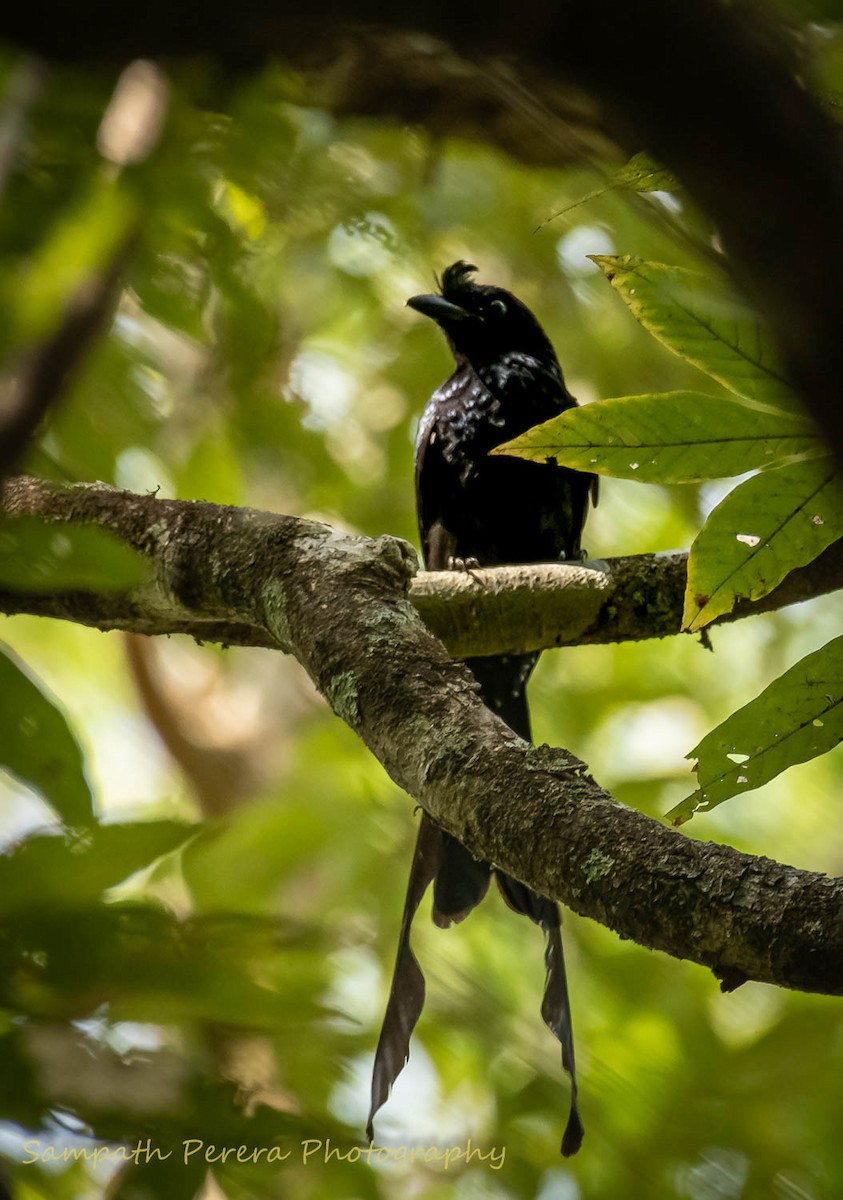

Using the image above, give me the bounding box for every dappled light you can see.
[0,6,842,1199]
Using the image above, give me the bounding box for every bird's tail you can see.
[495,871,584,1156]
[465,653,583,1154]
[368,653,583,1155]
[367,814,441,1142]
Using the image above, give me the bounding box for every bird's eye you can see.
[489,298,507,317]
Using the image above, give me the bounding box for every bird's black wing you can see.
[413,372,465,568]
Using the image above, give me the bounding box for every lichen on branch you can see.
[2,475,842,995]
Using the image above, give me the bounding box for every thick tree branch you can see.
[412,544,843,656]
[2,475,840,655]
[1,475,841,995]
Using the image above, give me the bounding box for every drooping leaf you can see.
[0,514,149,592]
[0,643,94,825]
[588,256,795,407]
[668,635,843,824]
[495,392,819,482]
[683,459,843,631]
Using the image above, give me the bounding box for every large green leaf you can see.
[683,459,843,631]
[494,392,819,482]
[668,635,843,824]
[0,904,321,1027]
[0,643,94,825]
[0,514,149,591]
[589,256,795,407]
[0,820,192,913]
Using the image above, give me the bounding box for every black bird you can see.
[368,262,595,1156]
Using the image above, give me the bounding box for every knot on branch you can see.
[372,534,418,589]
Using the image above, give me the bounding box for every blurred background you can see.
[0,10,841,1198]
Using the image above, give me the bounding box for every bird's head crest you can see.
[438,261,479,300]
[409,261,562,375]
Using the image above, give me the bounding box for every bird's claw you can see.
[447,555,484,584]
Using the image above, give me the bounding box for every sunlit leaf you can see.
[589,256,795,407]
[0,514,149,591]
[683,459,843,631]
[611,152,680,194]
[0,643,93,825]
[668,635,843,823]
[538,152,680,226]
[495,392,819,482]
[4,183,136,355]
[218,179,268,240]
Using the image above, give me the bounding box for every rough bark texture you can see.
[2,477,840,656]
[412,543,843,657]
[2,476,841,996]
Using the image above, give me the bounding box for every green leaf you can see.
[0,514,149,592]
[667,635,843,824]
[589,256,795,407]
[0,820,193,913]
[611,151,680,194]
[683,459,843,631]
[494,392,820,482]
[0,643,94,825]
[183,792,335,915]
[537,152,680,227]
[218,178,268,240]
[0,903,327,1030]
[4,183,137,356]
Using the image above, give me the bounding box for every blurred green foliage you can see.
[0,12,841,1200]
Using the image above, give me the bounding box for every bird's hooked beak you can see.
[406,293,476,325]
